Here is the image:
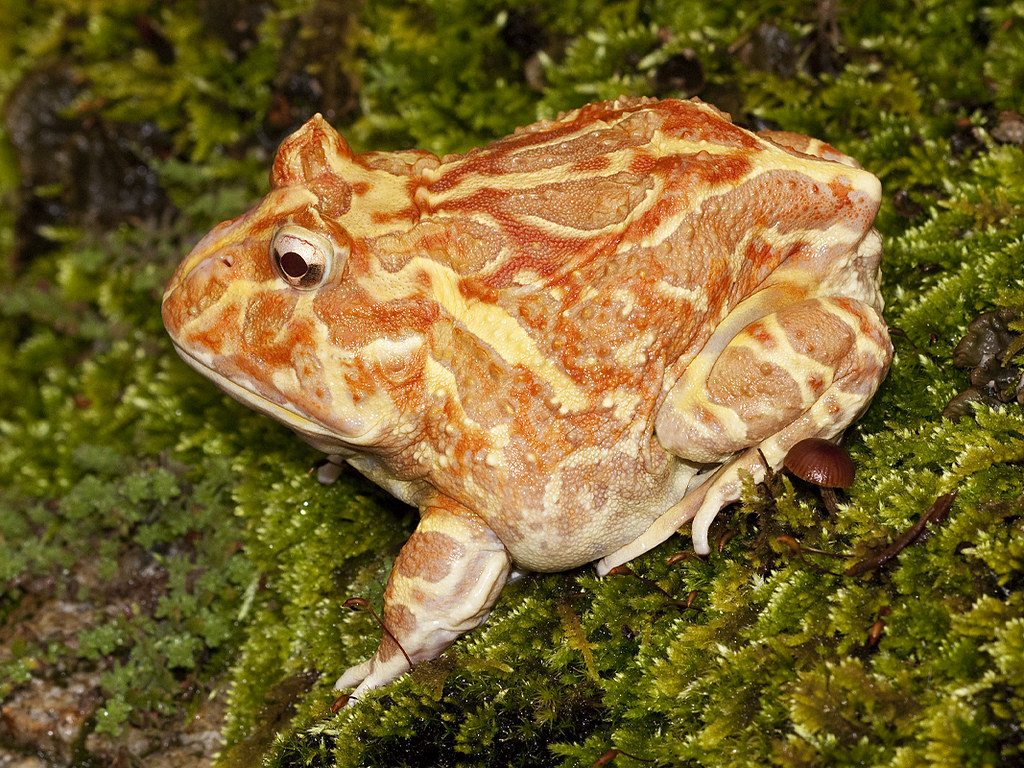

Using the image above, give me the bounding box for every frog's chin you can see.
[169,341,384,452]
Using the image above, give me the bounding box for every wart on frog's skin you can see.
[162,96,892,702]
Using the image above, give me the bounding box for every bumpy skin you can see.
[162,97,892,701]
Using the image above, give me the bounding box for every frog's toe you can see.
[335,655,413,706]
[334,658,373,691]
[316,455,346,485]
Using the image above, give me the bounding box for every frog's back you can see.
[403,97,881,367]
[410,98,757,282]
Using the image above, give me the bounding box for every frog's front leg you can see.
[336,496,513,702]
[599,292,891,572]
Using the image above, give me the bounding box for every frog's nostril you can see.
[221,253,234,268]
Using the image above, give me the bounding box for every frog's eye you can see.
[270,225,339,289]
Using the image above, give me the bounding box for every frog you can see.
[162,96,891,702]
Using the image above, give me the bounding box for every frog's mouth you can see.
[166,338,380,455]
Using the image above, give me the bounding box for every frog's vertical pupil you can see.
[279,250,308,278]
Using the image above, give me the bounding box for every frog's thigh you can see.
[657,296,889,464]
[335,497,513,701]
[598,296,889,570]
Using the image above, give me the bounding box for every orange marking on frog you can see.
[746,322,775,347]
[628,152,658,175]
[457,276,499,304]
[396,531,463,582]
[571,155,612,173]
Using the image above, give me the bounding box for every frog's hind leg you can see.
[598,294,890,573]
[335,496,512,703]
[596,446,767,574]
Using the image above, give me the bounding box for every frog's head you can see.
[162,116,440,455]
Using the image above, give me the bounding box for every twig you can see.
[844,491,958,577]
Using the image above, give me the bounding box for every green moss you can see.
[2,0,1023,764]
[982,2,1024,111]
[0,227,258,737]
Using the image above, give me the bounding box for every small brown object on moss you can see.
[783,437,855,515]
[944,307,1024,421]
[784,438,855,487]
[844,492,958,577]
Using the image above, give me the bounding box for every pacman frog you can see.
[162,97,892,701]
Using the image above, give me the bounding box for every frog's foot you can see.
[598,294,891,573]
[335,496,512,703]
[596,447,763,573]
[316,454,346,485]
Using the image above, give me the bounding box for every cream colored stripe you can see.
[515,212,633,239]
[426,146,644,206]
[729,314,832,407]
[695,398,752,443]
[410,258,588,410]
